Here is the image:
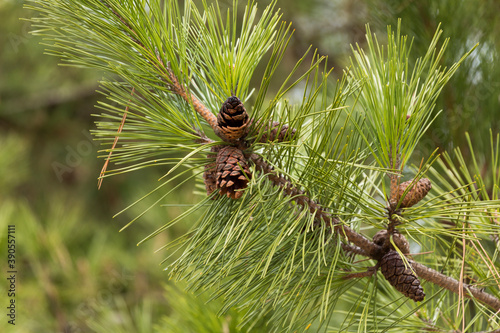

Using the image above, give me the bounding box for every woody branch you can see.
[103,0,500,312]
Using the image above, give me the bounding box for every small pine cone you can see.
[379,250,425,302]
[203,146,221,198]
[215,96,249,142]
[215,146,251,199]
[393,178,432,208]
[373,230,410,254]
[258,121,296,143]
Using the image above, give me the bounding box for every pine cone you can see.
[215,96,249,142]
[393,178,432,208]
[373,230,410,254]
[379,250,425,302]
[258,121,296,143]
[215,146,251,199]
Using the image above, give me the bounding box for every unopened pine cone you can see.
[393,178,431,208]
[215,146,251,199]
[215,96,249,142]
[379,250,425,302]
[258,121,296,143]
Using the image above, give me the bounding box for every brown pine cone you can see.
[392,178,432,208]
[258,121,296,143]
[373,230,410,255]
[215,146,251,199]
[379,250,425,302]
[215,96,249,142]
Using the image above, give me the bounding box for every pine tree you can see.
[27,0,500,331]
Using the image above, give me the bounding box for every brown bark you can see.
[411,261,500,310]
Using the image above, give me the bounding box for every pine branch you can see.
[341,243,369,257]
[251,153,382,257]
[101,0,296,140]
[102,0,219,130]
[189,103,500,311]
[27,0,500,329]
[411,261,500,310]
[166,67,218,130]
[250,154,500,310]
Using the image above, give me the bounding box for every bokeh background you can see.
[1,0,499,332]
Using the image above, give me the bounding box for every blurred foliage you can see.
[0,0,499,332]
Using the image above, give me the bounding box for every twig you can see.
[98,87,134,189]
[388,142,402,211]
[341,243,369,257]
[165,67,218,130]
[411,260,500,310]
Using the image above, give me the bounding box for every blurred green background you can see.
[1,0,499,332]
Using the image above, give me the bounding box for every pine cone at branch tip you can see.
[215,96,249,142]
[214,146,251,199]
[373,229,410,255]
[391,178,432,209]
[379,250,425,302]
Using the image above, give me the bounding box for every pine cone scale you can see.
[227,157,238,164]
